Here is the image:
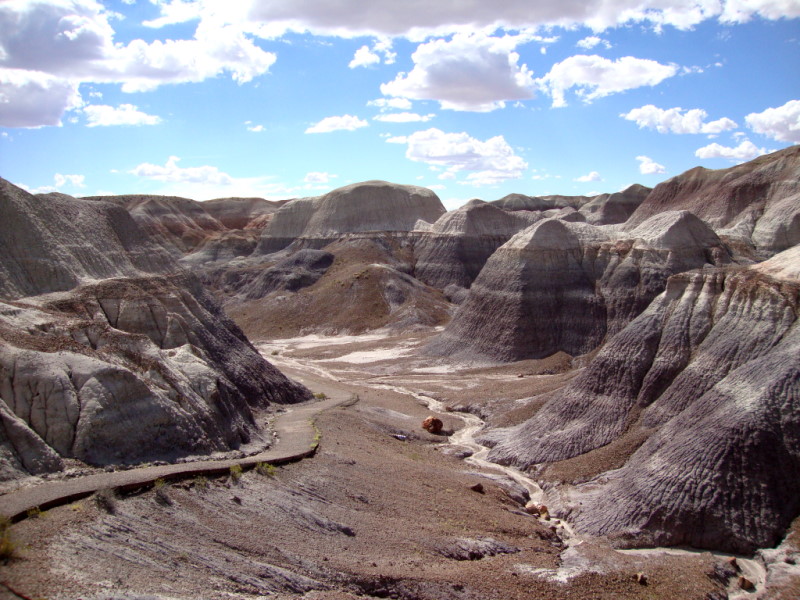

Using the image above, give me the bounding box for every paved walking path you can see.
[0,376,357,522]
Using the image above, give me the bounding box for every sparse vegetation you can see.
[154,478,173,506]
[95,488,117,514]
[256,462,277,477]
[229,463,243,482]
[313,391,327,400]
[193,475,209,490]
[0,516,16,564]
[26,506,42,519]
[271,350,279,356]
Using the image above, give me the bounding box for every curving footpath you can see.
[0,384,356,523]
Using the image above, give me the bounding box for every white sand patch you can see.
[320,346,415,364]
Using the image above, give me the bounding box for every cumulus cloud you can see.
[576,36,611,49]
[538,55,678,107]
[83,104,162,127]
[636,155,666,174]
[304,171,337,183]
[575,170,602,182]
[368,97,413,111]
[243,0,800,38]
[305,114,369,133]
[745,99,800,143]
[245,121,265,132]
[621,104,738,134]
[400,127,527,186]
[374,112,435,123]
[0,0,275,126]
[380,33,535,112]
[130,155,234,186]
[0,68,82,127]
[694,140,768,161]
[26,173,86,194]
[349,38,396,68]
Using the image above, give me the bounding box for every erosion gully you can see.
[258,334,766,599]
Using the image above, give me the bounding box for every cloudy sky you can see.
[1,0,799,209]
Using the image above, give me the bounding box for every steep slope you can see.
[578,184,651,225]
[428,211,729,363]
[0,180,309,481]
[414,200,540,289]
[485,247,800,553]
[254,180,446,255]
[82,194,227,256]
[627,144,800,254]
[201,196,285,230]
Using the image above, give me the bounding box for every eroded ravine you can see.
[258,334,769,598]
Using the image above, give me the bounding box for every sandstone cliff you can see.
[428,211,729,363]
[484,247,799,553]
[0,179,309,481]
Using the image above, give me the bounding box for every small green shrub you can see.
[313,392,327,400]
[193,475,209,490]
[229,464,243,482]
[271,350,279,356]
[255,462,277,477]
[26,506,42,519]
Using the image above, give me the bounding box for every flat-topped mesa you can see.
[414,200,541,290]
[0,179,310,482]
[254,180,446,255]
[627,144,800,254]
[427,211,729,363]
[484,246,800,554]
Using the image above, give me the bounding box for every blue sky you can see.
[1,1,799,210]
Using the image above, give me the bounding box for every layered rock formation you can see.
[484,247,799,553]
[428,211,730,363]
[0,179,309,481]
[413,200,540,289]
[627,144,800,254]
[254,180,446,255]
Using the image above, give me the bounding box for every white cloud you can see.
[349,38,396,68]
[380,33,535,112]
[694,140,768,161]
[621,104,738,135]
[143,0,203,28]
[636,155,666,174]
[304,171,337,183]
[349,45,381,69]
[368,97,413,111]
[400,128,527,186]
[0,0,275,126]
[244,0,800,38]
[305,114,369,133]
[0,68,82,127]
[385,135,408,144]
[27,172,86,194]
[576,36,611,49]
[374,112,435,123]
[130,155,234,186]
[83,103,162,127]
[721,0,800,23]
[575,170,602,182]
[538,55,678,107]
[245,121,265,132]
[745,99,800,143]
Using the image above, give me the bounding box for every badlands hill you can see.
[0,178,309,481]
[2,147,797,569]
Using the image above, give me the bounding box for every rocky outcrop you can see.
[413,200,540,289]
[0,179,309,481]
[578,184,651,225]
[627,145,800,254]
[485,247,800,553]
[428,211,729,363]
[254,181,446,255]
[83,194,227,256]
[201,197,285,230]
[239,249,334,300]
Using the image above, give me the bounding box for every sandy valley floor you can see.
[1,330,795,600]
